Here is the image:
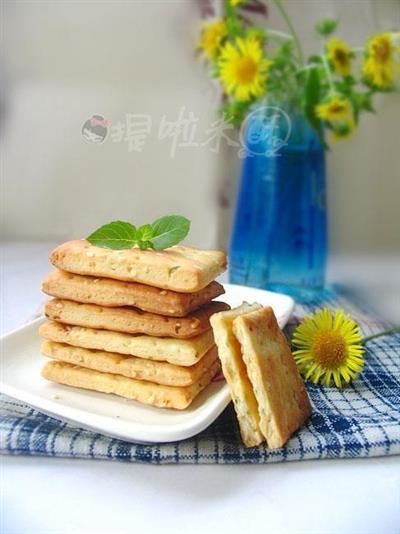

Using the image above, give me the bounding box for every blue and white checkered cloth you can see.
[1,287,399,463]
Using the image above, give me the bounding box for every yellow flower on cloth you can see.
[315,95,353,122]
[326,37,352,77]
[199,20,227,60]
[292,309,365,388]
[230,0,245,6]
[362,32,400,88]
[218,36,271,101]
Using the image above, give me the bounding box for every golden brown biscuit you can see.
[41,340,219,387]
[49,240,227,292]
[232,307,312,449]
[42,270,225,317]
[210,303,264,447]
[45,298,229,339]
[41,359,221,409]
[39,321,215,366]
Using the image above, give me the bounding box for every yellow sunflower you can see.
[199,20,227,60]
[315,96,353,122]
[292,309,365,388]
[218,36,271,102]
[362,32,400,88]
[326,37,352,77]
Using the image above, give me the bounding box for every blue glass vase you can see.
[229,105,327,299]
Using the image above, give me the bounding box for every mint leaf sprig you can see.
[87,215,190,251]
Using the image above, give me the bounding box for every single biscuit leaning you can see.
[232,307,312,449]
[41,359,221,410]
[42,270,225,317]
[210,303,264,447]
[39,321,214,366]
[49,240,227,293]
[41,340,219,387]
[45,298,230,339]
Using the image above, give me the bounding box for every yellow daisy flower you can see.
[218,37,271,102]
[326,37,352,77]
[362,32,400,88]
[315,96,353,122]
[199,20,227,60]
[230,0,244,6]
[292,309,365,388]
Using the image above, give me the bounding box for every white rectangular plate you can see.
[0,284,294,443]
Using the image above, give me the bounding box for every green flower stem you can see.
[361,327,400,345]
[297,64,319,73]
[272,0,304,64]
[224,0,242,37]
[320,51,335,93]
[267,29,293,41]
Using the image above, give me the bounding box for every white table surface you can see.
[1,241,400,534]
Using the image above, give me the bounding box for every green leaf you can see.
[149,215,190,250]
[86,215,191,251]
[247,27,267,44]
[86,221,137,250]
[135,223,156,249]
[315,18,338,37]
[136,224,155,242]
[350,91,375,122]
[302,67,324,142]
[225,0,244,37]
[308,55,323,64]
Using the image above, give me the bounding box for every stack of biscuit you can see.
[39,240,228,410]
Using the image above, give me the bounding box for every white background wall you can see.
[1,0,400,254]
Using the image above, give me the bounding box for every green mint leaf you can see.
[137,240,154,250]
[86,215,191,251]
[136,224,155,242]
[315,18,338,37]
[86,220,137,249]
[136,224,156,250]
[149,215,190,250]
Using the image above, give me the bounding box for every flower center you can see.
[334,49,348,66]
[373,40,390,63]
[313,332,347,368]
[329,103,346,114]
[235,57,257,84]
